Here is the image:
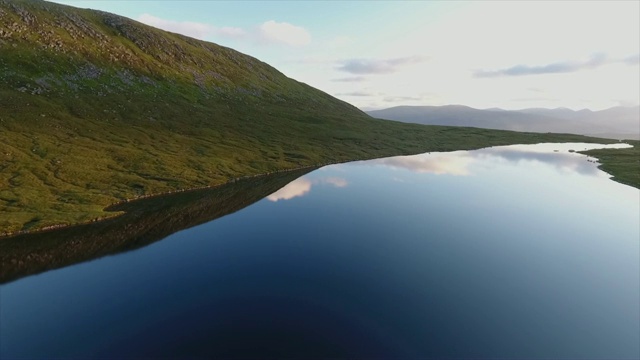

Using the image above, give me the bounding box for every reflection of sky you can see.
[3,145,637,359]
[367,142,633,178]
[267,177,348,202]
[267,178,313,202]
[373,152,474,175]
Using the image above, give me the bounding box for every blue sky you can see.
[50,1,639,111]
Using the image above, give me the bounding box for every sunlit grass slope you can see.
[0,0,632,234]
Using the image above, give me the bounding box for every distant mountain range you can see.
[367,105,640,140]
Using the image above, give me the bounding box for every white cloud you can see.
[332,76,367,83]
[216,26,247,39]
[335,91,376,97]
[137,15,310,47]
[257,20,311,46]
[336,56,427,75]
[138,14,214,39]
[473,53,639,78]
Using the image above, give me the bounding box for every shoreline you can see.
[0,162,332,239]
[1,140,637,239]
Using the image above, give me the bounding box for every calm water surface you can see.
[1,143,638,359]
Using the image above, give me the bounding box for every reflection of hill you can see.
[0,169,312,284]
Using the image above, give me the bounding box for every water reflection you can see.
[1,143,631,284]
[323,177,349,188]
[267,178,312,201]
[480,148,599,175]
[367,142,631,177]
[372,152,474,175]
[1,143,637,359]
[267,176,348,202]
[0,168,313,284]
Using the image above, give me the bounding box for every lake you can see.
[1,143,638,359]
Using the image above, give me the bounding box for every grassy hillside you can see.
[0,0,634,235]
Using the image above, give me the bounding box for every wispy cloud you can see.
[474,52,639,78]
[257,20,311,46]
[137,14,310,46]
[217,27,247,39]
[623,53,640,65]
[527,87,545,93]
[336,56,427,75]
[335,91,376,97]
[332,76,367,83]
[383,95,424,103]
[138,14,219,40]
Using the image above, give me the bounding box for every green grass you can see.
[580,140,640,188]
[0,0,636,235]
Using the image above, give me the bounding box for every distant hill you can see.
[367,105,640,140]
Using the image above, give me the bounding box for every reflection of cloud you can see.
[267,177,348,202]
[267,178,312,202]
[476,143,632,175]
[372,153,473,176]
[369,143,633,178]
[480,148,599,175]
[322,177,348,187]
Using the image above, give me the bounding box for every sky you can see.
[50,1,639,111]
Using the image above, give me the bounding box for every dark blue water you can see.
[1,143,638,359]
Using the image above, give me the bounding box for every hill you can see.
[367,105,640,140]
[0,0,630,234]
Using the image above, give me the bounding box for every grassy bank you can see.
[580,140,640,188]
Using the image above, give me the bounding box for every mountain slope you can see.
[367,105,640,139]
[0,0,622,234]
